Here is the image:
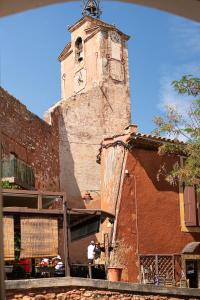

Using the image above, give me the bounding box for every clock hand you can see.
[78,76,83,84]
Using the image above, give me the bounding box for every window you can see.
[3,195,38,209]
[75,37,83,63]
[184,185,200,226]
[42,195,63,209]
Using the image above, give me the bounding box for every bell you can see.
[85,0,97,15]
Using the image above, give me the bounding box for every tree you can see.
[153,74,200,191]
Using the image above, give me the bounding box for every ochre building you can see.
[99,125,200,287]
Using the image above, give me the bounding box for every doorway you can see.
[186,260,198,288]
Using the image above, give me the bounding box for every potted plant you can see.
[107,239,131,282]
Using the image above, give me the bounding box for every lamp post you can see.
[0,131,5,299]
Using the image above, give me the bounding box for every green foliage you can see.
[1,180,13,189]
[153,74,200,191]
[1,180,21,189]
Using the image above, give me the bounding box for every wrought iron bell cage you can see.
[82,0,101,19]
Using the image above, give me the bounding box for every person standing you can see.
[87,241,95,278]
[87,241,95,264]
[94,242,101,265]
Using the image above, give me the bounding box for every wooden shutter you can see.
[3,216,15,261]
[20,217,58,258]
[184,186,197,226]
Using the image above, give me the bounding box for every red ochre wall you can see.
[0,87,60,191]
[116,148,200,282]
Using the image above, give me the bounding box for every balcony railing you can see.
[2,157,35,189]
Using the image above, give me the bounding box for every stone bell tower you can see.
[46,9,131,208]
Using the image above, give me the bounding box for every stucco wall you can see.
[0,87,60,191]
[100,145,127,215]
[116,148,200,282]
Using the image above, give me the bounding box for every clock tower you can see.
[47,13,131,208]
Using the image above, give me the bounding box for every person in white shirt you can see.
[53,255,64,276]
[87,241,95,264]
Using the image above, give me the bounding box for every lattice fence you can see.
[140,255,156,283]
[139,254,181,285]
[158,255,173,278]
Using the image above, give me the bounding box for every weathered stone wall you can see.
[5,277,200,300]
[49,85,130,209]
[0,87,60,191]
[46,16,131,209]
[5,288,193,300]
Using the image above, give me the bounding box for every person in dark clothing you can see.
[94,243,101,264]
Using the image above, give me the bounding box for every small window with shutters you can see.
[183,185,199,227]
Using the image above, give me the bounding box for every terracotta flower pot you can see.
[107,267,123,281]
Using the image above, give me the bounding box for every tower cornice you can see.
[68,16,130,40]
[58,42,72,62]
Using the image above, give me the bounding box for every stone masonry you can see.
[0,87,60,191]
[6,278,200,300]
[45,16,131,208]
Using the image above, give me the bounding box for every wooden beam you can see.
[104,233,109,277]
[3,189,66,197]
[182,254,200,260]
[67,209,100,215]
[67,208,114,217]
[38,194,42,209]
[3,192,38,198]
[3,207,64,215]
[63,202,70,276]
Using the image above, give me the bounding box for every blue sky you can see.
[0,1,200,134]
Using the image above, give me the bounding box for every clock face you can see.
[110,32,121,44]
[74,68,86,92]
[110,60,124,82]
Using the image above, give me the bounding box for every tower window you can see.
[75,37,83,63]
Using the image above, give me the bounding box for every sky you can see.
[0,1,200,134]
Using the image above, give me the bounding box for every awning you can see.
[181,242,200,254]
[67,208,114,227]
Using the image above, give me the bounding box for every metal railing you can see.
[2,157,35,189]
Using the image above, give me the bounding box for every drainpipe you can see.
[112,148,128,244]
[132,174,140,281]
[0,132,5,299]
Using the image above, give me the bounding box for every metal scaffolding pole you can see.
[0,132,5,299]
